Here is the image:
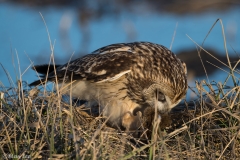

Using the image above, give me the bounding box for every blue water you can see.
[0,3,239,89]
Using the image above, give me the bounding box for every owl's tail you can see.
[29,64,61,86]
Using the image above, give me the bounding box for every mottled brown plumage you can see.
[30,42,188,130]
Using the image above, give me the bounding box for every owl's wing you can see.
[30,44,136,86]
[58,50,135,83]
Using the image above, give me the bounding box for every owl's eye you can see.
[155,90,166,102]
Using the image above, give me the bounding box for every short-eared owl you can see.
[30,42,187,130]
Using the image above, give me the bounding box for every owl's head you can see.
[133,83,185,115]
[143,88,181,113]
[140,58,187,114]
